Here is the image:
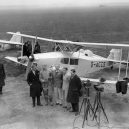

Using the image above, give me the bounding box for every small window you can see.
[70,59,78,65]
[60,58,69,64]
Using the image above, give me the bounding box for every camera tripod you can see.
[79,86,98,128]
[93,90,109,128]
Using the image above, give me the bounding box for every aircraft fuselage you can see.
[32,51,109,77]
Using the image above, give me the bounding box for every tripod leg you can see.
[82,99,87,128]
[79,99,84,114]
[89,102,98,123]
[93,104,99,121]
[85,104,89,121]
[93,95,97,110]
[99,101,109,123]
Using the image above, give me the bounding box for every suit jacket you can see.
[27,70,42,97]
[0,63,6,87]
[53,70,63,88]
[67,75,82,103]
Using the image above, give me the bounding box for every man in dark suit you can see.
[27,62,43,107]
[0,63,6,94]
[67,69,82,114]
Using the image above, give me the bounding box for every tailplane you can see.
[9,31,22,49]
[10,31,21,43]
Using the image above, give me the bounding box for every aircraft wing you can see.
[5,56,28,66]
[81,77,116,84]
[0,40,23,45]
[7,32,129,48]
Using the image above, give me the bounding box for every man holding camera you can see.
[67,69,82,114]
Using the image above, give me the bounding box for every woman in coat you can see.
[67,69,82,113]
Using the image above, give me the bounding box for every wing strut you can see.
[125,51,129,77]
[118,49,122,80]
[21,37,23,57]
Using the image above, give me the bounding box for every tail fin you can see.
[10,32,21,43]
[107,49,121,60]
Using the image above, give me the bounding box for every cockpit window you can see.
[70,59,78,65]
[60,58,78,65]
[60,58,69,64]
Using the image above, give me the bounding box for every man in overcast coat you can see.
[27,62,42,107]
[67,69,82,114]
[0,63,6,94]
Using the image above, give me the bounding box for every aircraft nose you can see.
[29,54,35,62]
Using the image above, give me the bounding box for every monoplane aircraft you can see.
[3,32,129,83]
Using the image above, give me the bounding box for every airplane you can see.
[0,32,22,51]
[3,31,129,84]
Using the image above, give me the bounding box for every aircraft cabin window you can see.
[60,58,69,64]
[70,59,78,65]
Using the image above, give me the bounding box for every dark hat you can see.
[99,77,106,83]
[71,69,76,73]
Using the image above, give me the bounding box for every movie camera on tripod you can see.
[82,80,92,96]
[80,80,98,128]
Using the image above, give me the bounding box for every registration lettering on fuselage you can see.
[91,61,106,68]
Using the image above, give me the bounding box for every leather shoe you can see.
[37,103,43,106]
[33,104,35,107]
[69,110,75,112]
[75,112,79,116]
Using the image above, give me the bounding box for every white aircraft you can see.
[0,32,22,51]
[3,32,129,83]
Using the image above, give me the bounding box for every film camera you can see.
[81,80,92,97]
[82,80,91,88]
[94,77,105,92]
[94,84,104,92]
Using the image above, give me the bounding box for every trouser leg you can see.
[71,103,75,111]
[58,88,62,104]
[71,103,79,112]
[74,103,79,112]
[0,87,2,94]
[54,87,58,104]
[32,97,35,107]
[62,90,65,106]
[37,96,41,105]
[50,88,54,105]
[65,89,68,107]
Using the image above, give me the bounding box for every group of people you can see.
[23,41,41,58]
[27,63,82,114]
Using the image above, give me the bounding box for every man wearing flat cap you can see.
[67,69,82,114]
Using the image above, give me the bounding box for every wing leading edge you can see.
[7,32,129,48]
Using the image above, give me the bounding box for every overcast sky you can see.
[0,0,129,8]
